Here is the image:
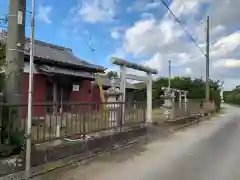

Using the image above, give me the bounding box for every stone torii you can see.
[111,57,158,124]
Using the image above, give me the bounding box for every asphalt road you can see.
[36,104,240,180]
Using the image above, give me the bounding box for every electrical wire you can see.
[86,32,108,110]
[159,0,207,56]
[88,34,95,53]
[18,4,33,14]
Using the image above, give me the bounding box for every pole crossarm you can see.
[111,57,158,75]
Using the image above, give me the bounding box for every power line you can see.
[88,34,95,52]
[159,0,207,56]
[172,0,213,42]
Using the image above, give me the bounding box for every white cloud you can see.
[141,13,155,19]
[211,31,240,58]
[123,16,183,57]
[111,31,120,40]
[212,25,225,35]
[127,0,161,12]
[111,48,126,59]
[117,0,240,89]
[208,0,240,28]
[143,52,162,73]
[169,0,208,18]
[185,68,192,74]
[36,5,52,24]
[73,0,117,23]
[213,59,240,68]
[110,27,124,40]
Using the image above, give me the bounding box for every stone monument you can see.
[104,77,123,129]
[161,87,175,120]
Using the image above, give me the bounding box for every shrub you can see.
[0,105,25,157]
[210,89,221,111]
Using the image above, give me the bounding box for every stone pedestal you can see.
[104,86,123,129]
[161,90,175,120]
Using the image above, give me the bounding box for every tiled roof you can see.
[37,65,95,79]
[24,39,105,72]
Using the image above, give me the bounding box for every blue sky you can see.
[0,0,240,90]
[0,0,170,68]
[1,1,139,65]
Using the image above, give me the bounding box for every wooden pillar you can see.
[53,83,60,138]
[53,83,57,114]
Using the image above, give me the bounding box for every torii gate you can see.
[111,57,158,124]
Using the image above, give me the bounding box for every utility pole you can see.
[6,0,26,104]
[205,16,210,102]
[168,60,171,90]
[25,0,35,179]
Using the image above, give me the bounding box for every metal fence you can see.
[0,101,146,144]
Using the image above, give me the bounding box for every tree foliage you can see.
[107,71,118,79]
[133,76,222,110]
[223,87,240,105]
[0,33,25,157]
[0,39,6,67]
[0,38,5,89]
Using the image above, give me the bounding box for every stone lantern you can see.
[104,78,123,128]
[160,87,175,120]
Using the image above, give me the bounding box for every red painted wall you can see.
[69,80,92,102]
[23,73,46,118]
[91,84,102,111]
[22,74,101,117]
[91,85,101,103]
[69,79,102,113]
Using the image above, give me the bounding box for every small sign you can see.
[17,11,23,25]
[72,84,79,92]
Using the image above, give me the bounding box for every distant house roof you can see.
[24,39,105,73]
[94,75,138,90]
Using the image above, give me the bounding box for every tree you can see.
[0,30,6,88]
[0,42,6,67]
[107,71,118,79]
[133,76,221,104]
[0,30,6,67]
[223,87,240,105]
[0,30,24,157]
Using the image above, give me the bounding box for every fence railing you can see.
[163,101,216,119]
[0,101,146,144]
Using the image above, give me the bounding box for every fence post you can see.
[0,104,2,145]
[118,102,123,132]
[83,112,86,140]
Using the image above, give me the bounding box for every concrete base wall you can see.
[0,127,146,177]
